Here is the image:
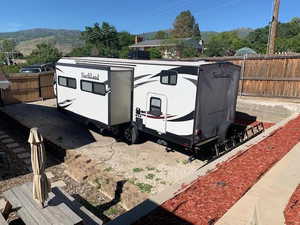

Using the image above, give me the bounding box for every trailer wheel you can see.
[124,124,138,144]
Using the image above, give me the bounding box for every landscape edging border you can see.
[107,112,300,225]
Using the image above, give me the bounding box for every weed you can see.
[182,160,189,165]
[128,178,137,184]
[94,178,102,189]
[136,183,153,193]
[104,167,113,172]
[104,207,119,216]
[133,168,144,173]
[155,178,161,182]
[155,169,161,173]
[145,173,155,180]
[160,181,166,185]
[146,167,155,171]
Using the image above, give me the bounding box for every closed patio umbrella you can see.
[28,128,51,208]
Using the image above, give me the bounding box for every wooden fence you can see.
[0,72,55,105]
[205,54,300,98]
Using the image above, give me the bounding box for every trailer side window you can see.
[93,83,106,95]
[67,78,77,89]
[81,80,93,92]
[58,77,67,86]
[81,80,106,96]
[150,97,162,116]
[58,76,76,89]
[160,70,177,85]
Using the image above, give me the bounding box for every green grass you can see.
[104,207,119,216]
[128,178,137,185]
[104,167,113,172]
[145,173,155,180]
[136,183,153,193]
[133,168,144,173]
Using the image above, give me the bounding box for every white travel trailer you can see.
[55,57,241,152]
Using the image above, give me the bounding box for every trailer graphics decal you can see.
[58,99,76,109]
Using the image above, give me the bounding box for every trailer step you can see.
[214,122,265,157]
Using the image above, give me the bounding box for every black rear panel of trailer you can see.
[193,63,241,144]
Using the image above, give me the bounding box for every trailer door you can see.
[145,93,167,134]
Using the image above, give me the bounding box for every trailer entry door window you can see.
[160,70,177,85]
[58,76,77,89]
[81,80,106,95]
[150,97,162,116]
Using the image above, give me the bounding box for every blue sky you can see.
[0,0,299,33]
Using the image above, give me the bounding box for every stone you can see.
[0,198,6,211]
[45,171,55,179]
[17,152,31,159]
[51,180,66,188]
[6,143,19,148]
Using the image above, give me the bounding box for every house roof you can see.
[129,38,200,48]
[0,71,10,89]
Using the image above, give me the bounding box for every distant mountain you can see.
[0,28,83,55]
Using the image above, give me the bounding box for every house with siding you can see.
[129,37,203,59]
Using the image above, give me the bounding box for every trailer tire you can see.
[217,121,232,142]
[124,124,139,144]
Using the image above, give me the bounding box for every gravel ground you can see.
[0,116,126,224]
[135,116,300,225]
[285,184,300,225]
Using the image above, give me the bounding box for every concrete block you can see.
[6,143,19,148]
[0,135,9,140]
[1,138,15,144]
[23,159,31,165]
[12,147,26,154]
[17,152,31,159]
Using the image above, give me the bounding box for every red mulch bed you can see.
[285,185,300,225]
[135,116,300,225]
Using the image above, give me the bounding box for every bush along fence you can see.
[0,72,55,105]
[205,54,300,98]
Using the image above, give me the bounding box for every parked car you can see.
[20,63,54,73]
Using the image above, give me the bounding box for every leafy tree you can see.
[154,31,168,39]
[172,10,201,39]
[118,31,135,48]
[119,47,131,58]
[205,32,248,57]
[180,47,199,58]
[81,22,119,57]
[148,48,162,59]
[0,39,16,52]
[27,43,62,64]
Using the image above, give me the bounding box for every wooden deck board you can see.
[3,189,39,225]
[3,182,83,225]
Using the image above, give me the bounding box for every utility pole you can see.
[267,0,280,54]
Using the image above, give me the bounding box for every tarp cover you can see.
[193,63,241,143]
